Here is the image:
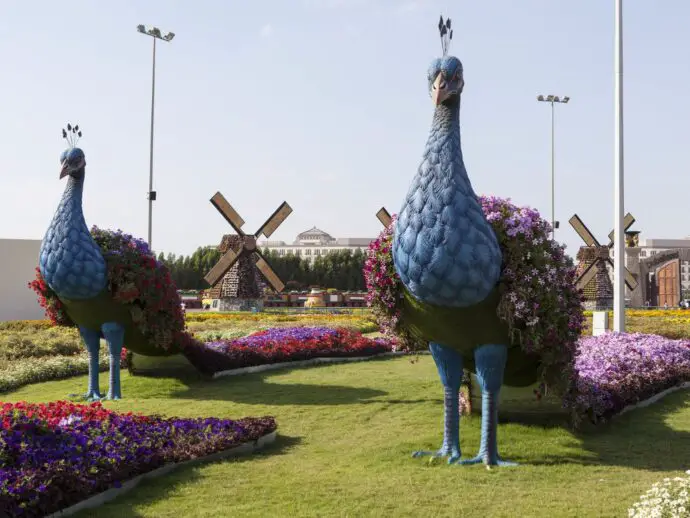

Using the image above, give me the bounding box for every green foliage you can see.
[156,247,222,290]
[258,248,367,291]
[0,326,129,393]
[156,246,367,291]
[0,353,112,393]
[0,327,82,360]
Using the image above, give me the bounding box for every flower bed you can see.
[186,312,378,335]
[0,325,130,394]
[0,401,276,517]
[628,470,690,517]
[573,333,690,423]
[184,327,395,375]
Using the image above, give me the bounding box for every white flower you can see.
[629,471,690,517]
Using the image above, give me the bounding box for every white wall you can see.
[0,239,46,322]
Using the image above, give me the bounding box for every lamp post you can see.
[537,94,570,241]
[137,24,175,251]
[613,0,625,332]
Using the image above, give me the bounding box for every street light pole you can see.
[537,94,570,240]
[136,24,175,251]
[613,0,625,332]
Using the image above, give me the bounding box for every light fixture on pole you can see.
[537,94,570,241]
[137,24,175,251]
[613,0,625,331]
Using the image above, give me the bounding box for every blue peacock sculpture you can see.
[37,125,201,400]
[384,17,582,467]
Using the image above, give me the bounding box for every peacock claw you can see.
[84,392,102,402]
[458,454,518,467]
[104,393,121,401]
[412,447,462,465]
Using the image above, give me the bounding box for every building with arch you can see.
[257,227,375,263]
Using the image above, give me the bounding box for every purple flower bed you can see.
[0,401,276,517]
[233,327,339,347]
[573,333,690,423]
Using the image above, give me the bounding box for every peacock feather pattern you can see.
[39,150,107,300]
[393,55,502,308]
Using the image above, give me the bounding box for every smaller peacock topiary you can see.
[30,124,206,401]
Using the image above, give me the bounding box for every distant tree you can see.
[158,246,366,291]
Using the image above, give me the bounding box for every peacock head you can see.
[59,123,85,179]
[427,55,464,106]
[428,16,464,106]
[59,148,86,179]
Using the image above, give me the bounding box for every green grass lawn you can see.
[5,356,690,518]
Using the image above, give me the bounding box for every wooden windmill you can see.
[569,213,638,309]
[205,192,292,300]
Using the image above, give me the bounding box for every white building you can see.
[257,227,375,263]
[0,239,46,321]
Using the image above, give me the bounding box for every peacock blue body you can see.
[39,170,107,301]
[392,56,502,309]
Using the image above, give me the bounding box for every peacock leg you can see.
[101,322,125,400]
[459,343,517,467]
[413,342,463,464]
[78,326,102,401]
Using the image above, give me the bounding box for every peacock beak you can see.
[431,73,460,105]
[59,161,71,179]
[60,158,85,179]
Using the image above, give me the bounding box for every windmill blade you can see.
[576,261,598,291]
[569,214,600,247]
[624,269,639,291]
[376,207,392,227]
[606,258,639,291]
[255,201,293,239]
[210,192,245,236]
[204,247,241,286]
[607,212,636,246]
[254,254,285,293]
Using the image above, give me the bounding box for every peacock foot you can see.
[458,452,518,468]
[83,390,102,402]
[412,444,462,464]
[104,390,121,401]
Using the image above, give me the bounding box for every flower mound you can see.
[574,332,690,423]
[191,327,395,374]
[364,197,585,398]
[29,227,195,354]
[0,401,276,517]
[628,470,690,518]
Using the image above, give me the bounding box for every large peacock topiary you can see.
[365,18,584,467]
[31,125,203,400]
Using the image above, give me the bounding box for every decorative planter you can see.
[304,288,326,308]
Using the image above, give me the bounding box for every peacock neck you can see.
[426,101,471,189]
[58,175,86,228]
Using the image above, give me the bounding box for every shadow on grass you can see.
[73,434,303,518]
[167,371,389,406]
[493,388,690,471]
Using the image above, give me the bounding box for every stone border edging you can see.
[617,381,690,418]
[45,430,277,517]
[212,352,406,379]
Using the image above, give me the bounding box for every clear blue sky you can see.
[1,0,689,259]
